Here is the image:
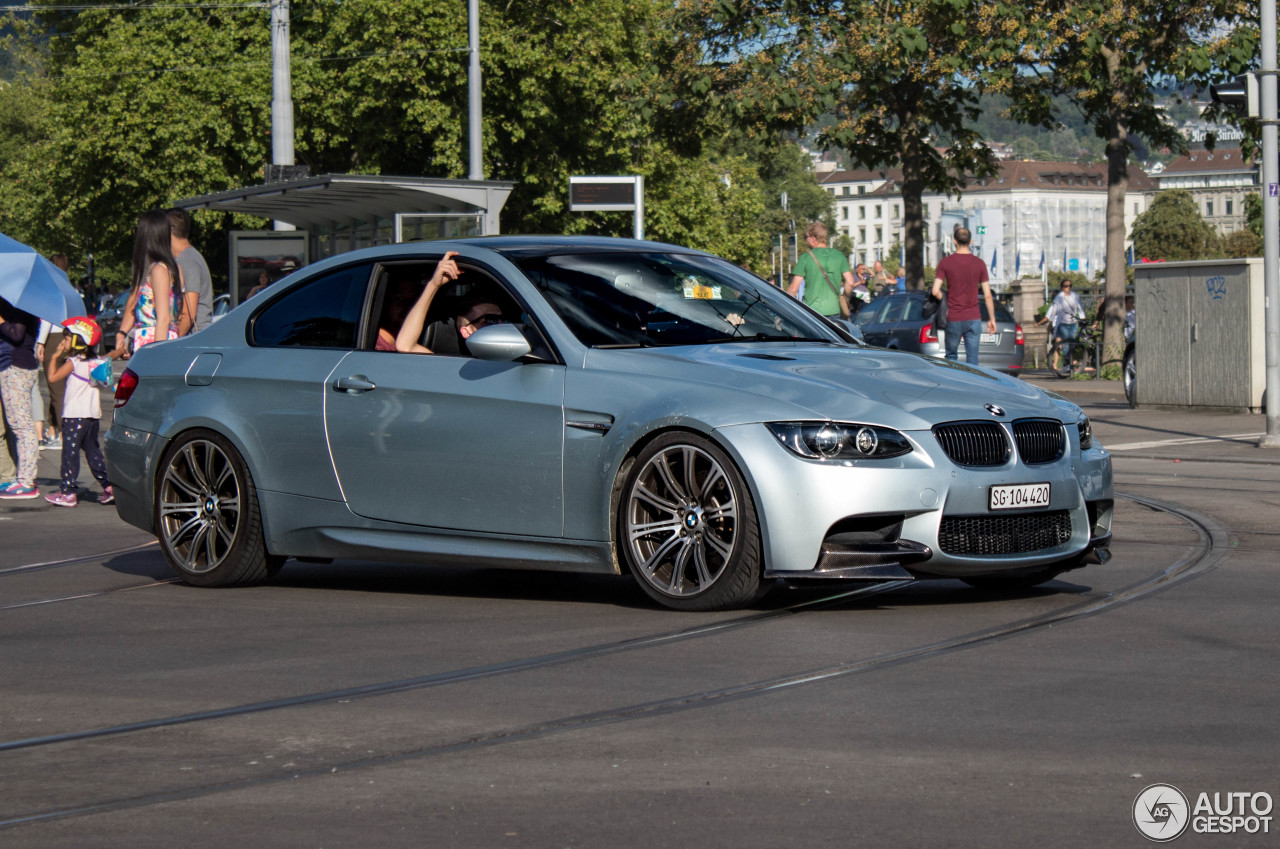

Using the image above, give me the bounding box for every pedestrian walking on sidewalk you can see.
[0,298,42,498]
[931,226,996,366]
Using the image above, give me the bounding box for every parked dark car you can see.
[851,290,1025,374]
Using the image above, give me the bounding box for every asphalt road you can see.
[1,376,1277,848]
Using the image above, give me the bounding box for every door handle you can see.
[334,375,377,393]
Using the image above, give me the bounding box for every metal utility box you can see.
[1133,258,1266,412]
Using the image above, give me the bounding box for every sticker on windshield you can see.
[683,280,721,300]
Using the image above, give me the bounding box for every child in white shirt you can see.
[44,317,125,507]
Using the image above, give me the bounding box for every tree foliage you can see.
[1245,191,1263,241]
[1131,189,1221,261]
[2,0,804,280]
[1002,0,1255,372]
[668,0,1014,289]
[1,2,275,284]
[1221,227,1261,258]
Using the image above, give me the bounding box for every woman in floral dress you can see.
[115,209,182,354]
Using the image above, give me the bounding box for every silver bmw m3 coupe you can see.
[104,237,1112,611]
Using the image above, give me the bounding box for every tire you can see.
[961,568,1061,591]
[154,430,284,587]
[1123,345,1137,408]
[618,432,766,611]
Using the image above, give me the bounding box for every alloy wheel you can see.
[158,439,242,575]
[624,443,739,598]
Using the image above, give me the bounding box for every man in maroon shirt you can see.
[931,226,996,366]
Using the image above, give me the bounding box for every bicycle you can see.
[1048,324,1098,379]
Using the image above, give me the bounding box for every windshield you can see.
[514,251,844,348]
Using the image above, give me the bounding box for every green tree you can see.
[1,0,710,274]
[1,2,274,279]
[0,75,47,178]
[1005,0,1255,375]
[883,239,903,276]
[1131,189,1221,261]
[1221,227,1262,258]
[637,143,768,266]
[748,138,834,256]
[671,0,1009,290]
[1245,191,1263,241]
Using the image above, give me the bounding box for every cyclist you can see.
[1036,279,1086,371]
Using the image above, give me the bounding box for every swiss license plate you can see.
[989,482,1051,511]
[981,333,999,344]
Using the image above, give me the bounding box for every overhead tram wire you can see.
[0,3,268,10]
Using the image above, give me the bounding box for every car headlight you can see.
[1077,413,1093,450]
[766,422,913,460]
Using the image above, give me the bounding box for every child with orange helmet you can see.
[44,317,126,507]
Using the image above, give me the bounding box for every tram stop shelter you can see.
[176,174,515,301]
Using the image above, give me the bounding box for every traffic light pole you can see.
[1262,0,1280,447]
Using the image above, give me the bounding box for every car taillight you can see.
[114,368,139,408]
[1014,324,1024,346]
[919,323,938,344]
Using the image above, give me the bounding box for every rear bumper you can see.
[102,424,160,534]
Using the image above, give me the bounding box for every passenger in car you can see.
[394,252,508,355]
[375,278,421,352]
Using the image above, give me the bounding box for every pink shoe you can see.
[45,491,78,508]
[0,484,39,500]
[99,486,115,505]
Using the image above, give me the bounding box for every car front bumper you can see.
[715,422,1112,579]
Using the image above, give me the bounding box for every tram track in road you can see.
[0,578,180,611]
[0,541,159,577]
[0,492,1230,830]
[0,580,912,755]
[0,540,172,612]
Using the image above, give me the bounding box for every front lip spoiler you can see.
[765,540,932,581]
[1083,531,1112,565]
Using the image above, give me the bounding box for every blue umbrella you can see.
[0,232,86,324]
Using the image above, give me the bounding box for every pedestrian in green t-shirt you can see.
[788,222,856,318]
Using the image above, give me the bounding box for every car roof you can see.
[430,235,705,261]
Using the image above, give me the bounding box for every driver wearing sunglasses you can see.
[395,252,510,356]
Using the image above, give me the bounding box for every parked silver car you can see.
[104,237,1112,611]
[853,290,1025,374]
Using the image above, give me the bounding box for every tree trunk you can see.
[900,111,926,289]
[1103,110,1130,375]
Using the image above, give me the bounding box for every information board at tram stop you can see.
[569,176,641,212]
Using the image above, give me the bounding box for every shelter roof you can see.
[176,174,515,230]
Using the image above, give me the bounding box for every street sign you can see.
[569,175,645,239]
[976,226,987,235]
[1270,183,1278,198]
[569,177,638,210]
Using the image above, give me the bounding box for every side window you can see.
[370,260,554,361]
[903,298,924,321]
[853,299,887,326]
[882,296,910,323]
[252,264,372,348]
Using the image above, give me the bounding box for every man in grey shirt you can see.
[167,208,213,335]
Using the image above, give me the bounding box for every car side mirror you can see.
[466,323,532,361]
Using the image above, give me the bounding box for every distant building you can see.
[1155,149,1256,236]
[818,161,1157,286]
